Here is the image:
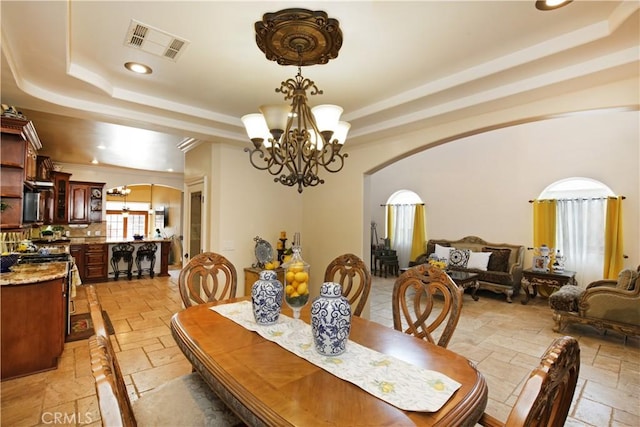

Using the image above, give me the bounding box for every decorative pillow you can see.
[448,248,470,268]
[616,269,639,291]
[434,244,452,261]
[482,247,511,272]
[466,251,491,271]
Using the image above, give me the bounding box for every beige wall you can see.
[301,78,639,299]
[185,141,302,295]
[369,110,638,284]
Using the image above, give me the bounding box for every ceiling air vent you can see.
[124,20,189,62]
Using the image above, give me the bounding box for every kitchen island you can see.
[67,238,172,282]
[1,262,69,380]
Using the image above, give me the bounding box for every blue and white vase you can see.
[251,270,284,325]
[311,282,352,356]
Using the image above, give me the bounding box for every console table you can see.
[521,269,577,305]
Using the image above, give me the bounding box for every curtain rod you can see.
[529,196,625,203]
[380,203,425,206]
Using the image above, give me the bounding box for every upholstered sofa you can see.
[410,236,525,302]
[549,267,640,338]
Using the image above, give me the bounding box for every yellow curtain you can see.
[386,205,394,248]
[532,199,556,249]
[410,204,427,262]
[603,196,624,279]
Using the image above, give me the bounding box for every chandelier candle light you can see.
[242,8,350,193]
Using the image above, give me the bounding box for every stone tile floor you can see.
[1,271,638,426]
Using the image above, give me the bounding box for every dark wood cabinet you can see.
[51,172,71,224]
[0,117,42,230]
[1,277,65,379]
[68,181,104,224]
[70,244,84,280]
[84,244,108,282]
[69,182,89,223]
[36,155,53,182]
[70,243,107,283]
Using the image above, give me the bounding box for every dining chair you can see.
[478,335,580,427]
[179,252,238,307]
[324,253,372,317]
[86,286,243,427]
[392,264,463,348]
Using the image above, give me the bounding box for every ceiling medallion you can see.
[255,8,343,66]
[243,8,350,193]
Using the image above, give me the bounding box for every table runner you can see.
[210,301,461,412]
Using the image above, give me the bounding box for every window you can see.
[385,190,424,268]
[106,211,148,240]
[539,177,614,285]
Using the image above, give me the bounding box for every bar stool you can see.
[135,242,157,279]
[111,243,134,280]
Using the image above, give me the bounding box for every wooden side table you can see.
[243,267,285,296]
[521,269,577,305]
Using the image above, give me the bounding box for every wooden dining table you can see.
[170,297,488,427]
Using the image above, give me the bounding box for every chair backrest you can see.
[324,253,372,317]
[86,285,108,338]
[136,242,157,260]
[392,264,463,348]
[480,336,580,427]
[86,286,137,427]
[178,252,238,307]
[90,335,137,427]
[111,243,135,256]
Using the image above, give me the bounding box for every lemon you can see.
[294,271,308,283]
[289,262,305,273]
[296,282,308,295]
[264,262,274,270]
[285,271,295,283]
[285,285,295,295]
[290,291,300,298]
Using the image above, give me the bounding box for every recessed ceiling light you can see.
[167,168,174,172]
[91,159,99,164]
[97,145,106,149]
[124,62,153,74]
[535,0,572,11]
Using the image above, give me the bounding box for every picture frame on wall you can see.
[532,256,548,272]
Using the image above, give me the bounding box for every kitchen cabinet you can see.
[70,244,85,280]
[84,244,108,283]
[68,181,105,224]
[51,172,71,224]
[1,276,65,379]
[36,155,53,182]
[0,117,42,230]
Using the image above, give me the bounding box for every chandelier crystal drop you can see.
[242,8,349,193]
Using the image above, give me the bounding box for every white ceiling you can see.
[1,1,638,174]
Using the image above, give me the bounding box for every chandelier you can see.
[106,186,131,197]
[106,186,132,216]
[242,8,349,193]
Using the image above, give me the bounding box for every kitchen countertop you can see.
[0,262,69,286]
[68,238,171,244]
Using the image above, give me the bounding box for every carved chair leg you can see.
[505,289,513,303]
[552,312,563,333]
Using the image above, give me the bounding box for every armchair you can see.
[550,267,640,338]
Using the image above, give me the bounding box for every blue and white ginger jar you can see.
[311,282,352,356]
[251,270,284,325]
